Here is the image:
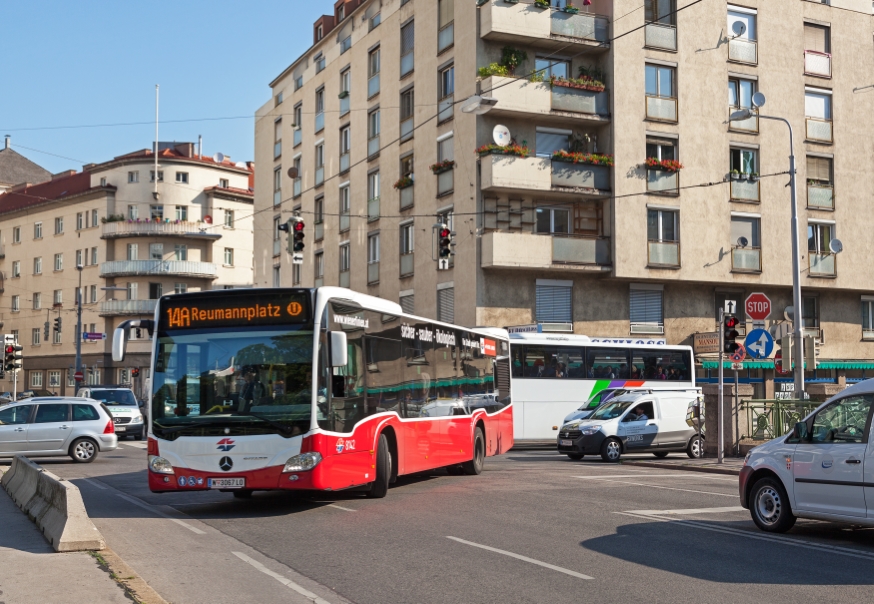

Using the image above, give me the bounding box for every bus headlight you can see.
[580,425,602,436]
[283,452,322,473]
[148,455,174,474]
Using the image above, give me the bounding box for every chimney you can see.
[4,135,9,150]
[198,135,203,159]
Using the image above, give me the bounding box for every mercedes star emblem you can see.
[219,456,233,472]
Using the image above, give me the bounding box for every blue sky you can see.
[0,1,327,174]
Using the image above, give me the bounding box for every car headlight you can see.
[744,452,752,467]
[580,425,602,436]
[561,422,580,431]
[283,452,323,473]
[148,455,174,474]
[133,414,143,423]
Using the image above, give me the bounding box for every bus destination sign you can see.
[161,292,310,329]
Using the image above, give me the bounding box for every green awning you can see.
[701,360,874,370]
[817,361,874,369]
[702,360,775,369]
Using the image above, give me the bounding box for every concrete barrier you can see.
[1,455,105,552]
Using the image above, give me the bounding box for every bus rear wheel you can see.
[366,433,391,498]
[462,427,485,475]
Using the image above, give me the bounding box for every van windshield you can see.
[589,400,635,420]
[89,389,138,406]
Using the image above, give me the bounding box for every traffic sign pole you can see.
[718,308,724,465]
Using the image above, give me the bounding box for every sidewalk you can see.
[0,484,131,604]
[621,456,745,476]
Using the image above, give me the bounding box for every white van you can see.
[557,391,703,462]
[563,386,702,424]
[740,379,874,533]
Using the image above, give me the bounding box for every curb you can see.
[621,460,741,476]
[92,548,170,604]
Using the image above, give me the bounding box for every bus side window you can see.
[365,337,402,415]
[586,348,631,380]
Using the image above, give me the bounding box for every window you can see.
[32,292,41,310]
[11,295,19,312]
[368,109,380,156]
[808,222,834,255]
[76,212,84,230]
[32,328,40,345]
[647,137,677,162]
[150,204,163,220]
[12,261,20,278]
[293,263,301,285]
[34,222,42,239]
[53,289,62,306]
[340,243,351,273]
[805,89,833,142]
[274,118,282,158]
[804,22,831,54]
[224,210,234,228]
[368,233,380,264]
[53,327,61,344]
[12,226,20,243]
[645,0,676,25]
[535,207,570,234]
[728,77,756,109]
[317,24,323,41]
[400,88,415,141]
[176,172,189,184]
[274,166,282,205]
[176,205,188,221]
[219,178,229,188]
[536,281,573,323]
[730,147,758,176]
[400,293,415,314]
[275,91,284,106]
[368,170,380,202]
[536,127,570,157]
[341,34,352,53]
[54,253,63,271]
[174,283,188,294]
[128,171,139,183]
[438,65,455,122]
[337,3,345,20]
[315,251,325,279]
[91,209,97,226]
[647,209,678,242]
[400,223,415,255]
[91,247,98,265]
[535,58,569,80]
[400,21,415,76]
[89,285,97,303]
[174,244,188,261]
[150,243,163,260]
[75,249,83,267]
[315,53,325,73]
[370,10,381,30]
[49,371,61,387]
[150,170,164,182]
[295,75,304,90]
[369,48,381,96]
[727,8,757,64]
[128,205,138,220]
[293,104,303,131]
[273,265,281,288]
[340,125,351,156]
[401,153,414,181]
[33,257,42,275]
[224,248,234,266]
[340,70,351,114]
[438,135,454,163]
[863,299,874,338]
[340,186,351,231]
[315,88,325,126]
[437,285,454,323]
[630,285,664,333]
[438,0,454,52]
[807,395,872,444]
[731,215,760,248]
[30,372,44,388]
[645,64,674,98]
[54,217,63,235]
[126,243,138,260]
[127,282,138,300]
[149,283,163,299]
[315,197,324,235]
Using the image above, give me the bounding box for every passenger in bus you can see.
[656,365,667,380]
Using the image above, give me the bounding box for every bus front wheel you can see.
[366,433,391,498]
[462,427,485,475]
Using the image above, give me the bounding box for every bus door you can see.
[330,329,366,433]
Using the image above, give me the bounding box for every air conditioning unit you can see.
[630,323,665,335]
[540,322,573,333]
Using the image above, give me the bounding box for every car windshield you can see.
[589,400,635,421]
[90,389,138,406]
[152,326,314,439]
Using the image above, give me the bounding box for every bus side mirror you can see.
[329,331,348,367]
[112,327,127,362]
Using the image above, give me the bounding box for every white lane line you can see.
[615,512,874,562]
[626,506,745,516]
[575,474,735,481]
[327,504,357,512]
[574,477,737,498]
[233,551,333,603]
[78,477,107,490]
[116,493,207,535]
[120,441,148,449]
[446,536,593,580]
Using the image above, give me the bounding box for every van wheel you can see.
[653,452,669,458]
[600,438,622,463]
[750,477,796,533]
[70,438,98,463]
[567,453,584,460]
[686,435,703,459]
[462,427,485,475]
[366,434,391,498]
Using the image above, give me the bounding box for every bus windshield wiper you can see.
[237,411,296,436]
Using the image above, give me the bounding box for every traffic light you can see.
[43,321,49,341]
[4,341,22,372]
[292,217,305,253]
[438,224,452,259]
[723,315,740,354]
[53,316,62,335]
[804,335,817,370]
[781,335,793,370]
[131,367,140,378]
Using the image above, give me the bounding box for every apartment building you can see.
[254,0,874,397]
[0,142,255,395]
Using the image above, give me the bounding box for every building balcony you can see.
[645,95,677,123]
[400,185,414,210]
[339,212,350,232]
[481,231,611,271]
[101,221,221,240]
[368,261,379,284]
[806,118,833,143]
[728,106,758,133]
[401,118,414,142]
[400,253,414,277]
[644,22,676,51]
[481,77,609,124]
[809,252,836,277]
[480,0,609,51]
[730,178,760,202]
[99,260,218,279]
[368,136,379,157]
[804,50,831,78]
[99,299,158,317]
[437,169,453,196]
[731,247,761,272]
[340,95,350,116]
[274,141,281,159]
[807,183,834,210]
[368,74,380,98]
[480,154,611,195]
[340,152,350,173]
[315,166,324,186]
[646,169,679,195]
[274,239,281,256]
[647,241,680,267]
[315,221,324,241]
[438,95,454,123]
[293,178,301,197]
[728,38,757,64]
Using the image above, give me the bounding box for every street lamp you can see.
[729,93,805,396]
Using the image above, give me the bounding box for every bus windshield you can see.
[152,326,315,439]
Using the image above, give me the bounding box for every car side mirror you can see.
[792,422,809,442]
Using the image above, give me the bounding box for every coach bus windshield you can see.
[151,326,315,439]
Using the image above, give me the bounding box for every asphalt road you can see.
[13,441,874,604]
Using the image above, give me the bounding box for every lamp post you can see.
[730,98,805,396]
[75,265,83,386]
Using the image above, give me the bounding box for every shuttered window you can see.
[400,294,415,314]
[804,23,829,54]
[437,287,455,323]
[536,130,569,158]
[536,284,572,323]
[438,0,454,28]
[401,22,415,54]
[807,156,832,183]
[629,288,663,326]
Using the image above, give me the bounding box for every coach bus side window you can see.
[520,345,584,379]
[586,348,630,380]
[662,350,692,381]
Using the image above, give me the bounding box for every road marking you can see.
[327,504,357,512]
[120,441,148,449]
[232,551,333,603]
[446,536,593,580]
[616,512,874,562]
[116,493,207,535]
[77,477,107,490]
[575,474,735,481]
[625,506,745,516]
[574,477,737,497]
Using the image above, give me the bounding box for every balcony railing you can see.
[438,23,454,52]
[274,141,282,159]
[807,183,834,209]
[368,136,380,157]
[315,112,324,132]
[340,152,350,173]
[437,170,453,196]
[804,50,831,78]
[293,129,302,146]
[368,74,380,97]
[644,22,677,51]
[315,221,324,241]
[273,239,281,256]
[480,154,611,194]
[438,95,454,122]
[99,260,218,278]
[400,185,414,210]
[293,178,301,197]
[99,299,158,316]
[368,197,380,221]
[809,252,836,276]
[368,261,379,284]
[315,166,324,186]
[401,52,414,77]
[728,106,758,133]
[339,270,350,288]
[551,234,610,265]
[551,86,609,115]
[730,178,760,202]
[481,231,612,270]
[645,95,677,122]
[340,95,350,116]
[728,38,757,64]
[648,241,680,267]
[731,247,761,272]
[551,161,611,191]
[274,190,282,205]
[481,1,610,48]
[550,11,609,43]
[806,117,833,143]
[646,169,679,195]
[400,252,414,277]
[102,221,220,239]
[340,212,350,231]
[400,118,414,142]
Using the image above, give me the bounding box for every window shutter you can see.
[629,289,663,326]
[438,0,454,28]
[401,22,415,54]
[400,294,415,315]
[536,285,572,323]
[807,156,831,182]
[804,24,828,53]
[437,287,455,323]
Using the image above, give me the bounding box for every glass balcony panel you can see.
[806,118,833,143]
[368,136,380,157]
[401,52,414,76]
[102,221,221,238]
[340,96,350,116]
[274,190,282,205]
[340,152,350,172]
[438,23,454,52]
[550,12,609,43]
[728,38,757,64]
[315,278,324,288]
[644,22,677,51]
[810,252,836,276]
[438,95,454,122]
[274,141,282,159]
[730,179,760,201]
[551,235,610,265]
[339,271,350,288]
[368,197,380,221]
[293,129,302,146]
[293,178,301,197]
[340,213,350,231]
[315,222,324,241]
[315,167,324,186]
[400,186,414,209]
[648,241,680,266]
[731,248,761,271]
[273,239,281,256]
[368,262,379,284]
[804,51,831,77]
[368,74,380,97]
[646,170,679,194]
[315,112,324,132]
[645,96,677,122]
[807,184,834,209]
[400,118,414,141]
[400,253,414,276]
[729,106,758,132]
[551,87,609,115]
[437,170,453,195]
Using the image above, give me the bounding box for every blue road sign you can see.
[744,328,774,360]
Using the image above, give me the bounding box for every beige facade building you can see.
[255,0,874,396]
[0,142,254,395]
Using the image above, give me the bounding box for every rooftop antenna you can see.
[153,84,160,200]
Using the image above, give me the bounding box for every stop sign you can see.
[74,371,84,381]
[745,292,771,321]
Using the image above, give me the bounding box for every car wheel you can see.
[653,452,669,458]
[462,427,485,475]
[567,453,584,460]
[600,438,622,463]
[686,435,703,459]
[70,438,98,463]
[750,477,797,533]
[366,433,391,498]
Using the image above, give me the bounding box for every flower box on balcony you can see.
[563,6,580,14]
[645,158,683,172]
[430,160,456,175]
[552,150,614,166]
[549,75,605,93]
[475,143,531,158]
[394,176,414,190]
[338,91,349,99]
[533,0,549,8]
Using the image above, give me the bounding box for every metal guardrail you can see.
[741,399,820,441]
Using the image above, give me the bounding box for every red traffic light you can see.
[724,316,738,328]
[439,228,450,238]
[4,345,14,354]
[293,221,305,232]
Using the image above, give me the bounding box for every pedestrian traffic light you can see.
[53,316,62,335]
[4,342,23,371]
[723,315,740,354]
[438,224,452,259]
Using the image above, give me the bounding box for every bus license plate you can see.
[208,478,246,489]
[560,439,572,446]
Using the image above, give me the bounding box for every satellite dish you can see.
[213,152,225,163]
[731,21,747,38]
[492,125,511,146]
[829,238,843,254]
[737,236,749,248]
[287,167,299,179]
[784,306,794,323]
[751,92,766,109]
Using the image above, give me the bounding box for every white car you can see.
[0,397,118,463]
[76,386,145,440]
[740,379,874,532]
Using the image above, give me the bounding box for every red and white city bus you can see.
[112,287,513,498]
